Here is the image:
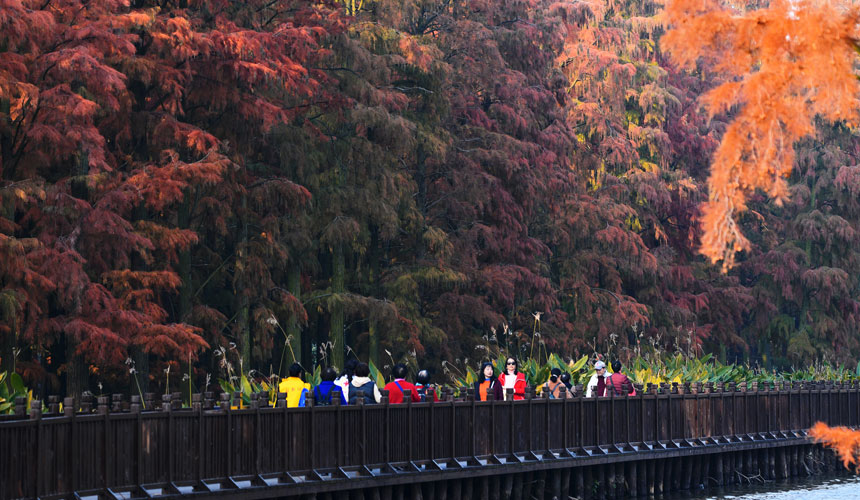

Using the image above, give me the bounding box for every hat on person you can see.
[594,361,606,370]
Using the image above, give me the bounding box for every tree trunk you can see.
[0,323,15,380]
[235,194,251,370]
[287,263,302,366]
[0,191,16,381]
[65,340,89,407]
[330,243,345,369]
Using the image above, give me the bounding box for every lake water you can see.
[669,474,860,499]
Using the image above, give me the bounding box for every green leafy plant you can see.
[0,372,31,414]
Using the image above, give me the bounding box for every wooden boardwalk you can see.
[0,381,856,499]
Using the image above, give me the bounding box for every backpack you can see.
[348,383,376,405]
[315,384,335,406]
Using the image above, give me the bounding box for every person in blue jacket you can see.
[314,366,347,406]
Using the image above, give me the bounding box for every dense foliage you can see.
[2,0,860,398]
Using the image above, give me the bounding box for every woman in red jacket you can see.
[498,357,526,400]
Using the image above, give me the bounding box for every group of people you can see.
[475,358,636,401]
[277,360,437,408]
[277,357,635,408]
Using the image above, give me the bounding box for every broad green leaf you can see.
[368,360,386,388]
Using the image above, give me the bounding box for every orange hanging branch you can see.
[663,0,860,270]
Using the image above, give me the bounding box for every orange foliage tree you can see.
[663,0,860,269]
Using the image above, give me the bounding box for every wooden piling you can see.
[462,478,473,500]
[671,457,681,491]
[616,462,625,498]
[596,464,606,500]
[768,447,776,479]
[448,479,461,500]
[646,460,655,495]
[520,472,533,500]
[582,466,592,500]
[692,455,702,490]
[561,467,571,500]
[701,453,711,488]
[534,469,546,500]
[502,474,513,500]
[511,472,523,500]
[655,457,665,494]
[574,467,585,500]
[681,454,693,490]
[624,461,635,498]
[490,474,500,500]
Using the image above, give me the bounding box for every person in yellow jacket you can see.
[279,363,311,407]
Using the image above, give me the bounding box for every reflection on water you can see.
[670,474,860,499]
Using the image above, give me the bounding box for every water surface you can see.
[670,474,860,499]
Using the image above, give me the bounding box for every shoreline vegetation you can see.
[6,348,860,414]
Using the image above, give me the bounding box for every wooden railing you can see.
[1,381,857,499]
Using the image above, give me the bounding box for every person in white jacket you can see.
[348,363,382,404]
[585,360,610,397]
[334,359,358,404]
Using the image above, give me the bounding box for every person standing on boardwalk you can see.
[279,363,311,407]
[349,363,381,404]
[498,357,526,400]
[415,369,438,402]
[335,359,358,404]
[384,364,420,404]
[474,362,504,401]
[542,368,565,398]
[607,360,637,396]
[314,366,347,405]
[586,360,610,397]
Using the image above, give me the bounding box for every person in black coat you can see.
[473,362,504,401]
